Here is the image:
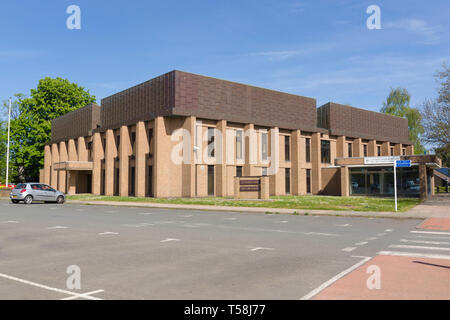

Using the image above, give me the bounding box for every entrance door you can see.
[147,165,153,197]
[208,165,214,196]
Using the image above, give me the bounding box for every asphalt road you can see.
[0,199,423,299]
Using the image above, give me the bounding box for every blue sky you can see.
[1,0,449,112]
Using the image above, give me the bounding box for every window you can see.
[236,166,243,177]
[208,165,214,196]
[363,144,368,157]
[207,127,215,158]
[148,128,153,154]
[236,130,243,160]
[87,142,93,161]
[390,147,394,155]
[348,143,352,157]
[321,140,330,163]
[285,168,291,194]
[261,132,268,161]
[284,136,290,161]
[306,169,311,193]
[116,135,120,149]
[402,148,406,155]
[262,167,268,176]
[305,138,311,162]
[131,132,136,151]
[377,146,381,156]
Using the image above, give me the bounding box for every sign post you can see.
[393,160,411,212]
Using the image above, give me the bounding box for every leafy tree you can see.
[421,63,450,167]
[381,88,425,154]
[4,78,96,182]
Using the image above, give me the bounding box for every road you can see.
[0,198,448,300]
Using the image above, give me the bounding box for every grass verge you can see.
[66,194,421,212]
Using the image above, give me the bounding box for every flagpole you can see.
[5,97,11,188]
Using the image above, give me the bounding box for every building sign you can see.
[239,179,260,192]
[364,156,400,165]
[395,160,411,167]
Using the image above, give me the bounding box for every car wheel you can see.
[24,195,33,204]
[11,199,19,204]
[56,196,65,204]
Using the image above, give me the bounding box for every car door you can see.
[30,184,44,200]
[41,184,57,201]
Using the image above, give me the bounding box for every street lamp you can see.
[5,97,11,188]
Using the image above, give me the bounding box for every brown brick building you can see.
[40,70,438,199]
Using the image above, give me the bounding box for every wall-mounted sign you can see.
[364,156,400,165]
[396,160,411,167]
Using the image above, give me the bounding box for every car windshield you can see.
[14,184,27,189]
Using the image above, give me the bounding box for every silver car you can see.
[10,183,65,204]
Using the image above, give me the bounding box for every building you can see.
[40,70,439,199]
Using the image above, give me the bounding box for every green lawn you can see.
[66,194,421,212]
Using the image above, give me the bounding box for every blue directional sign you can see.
[395,160,411,167]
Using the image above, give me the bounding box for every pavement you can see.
[0,194,448,300]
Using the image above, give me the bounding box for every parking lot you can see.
[0,200,429,299]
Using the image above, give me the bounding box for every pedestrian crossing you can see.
[378,230,450,260]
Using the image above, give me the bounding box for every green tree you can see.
[6,78,96,182]
[381,88,425,154]
[421,63,450,167]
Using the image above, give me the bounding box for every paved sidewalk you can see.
[65,199,429,219]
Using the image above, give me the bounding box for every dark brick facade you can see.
[51,104,100,143]
[317,102,411,144]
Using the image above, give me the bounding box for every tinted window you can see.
[305,138,311,162]
[14,183,26,189]
[321,140,330,163]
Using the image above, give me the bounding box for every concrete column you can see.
[67,171,77,195]
[92,132,104,195]
[291,130,304,195]
[58,141,68,193]
[311,132,321,194]
[104,129,117,196]
[430,169,435,196]
[406,145,414,155]
[68,139,78,161]
[260,176,269,200]
[135,121,149,197]
[119,125,132,197]
[44,145,51,185]
[51,143,59,189]
[244,123,257,176]
[269,127,281,195]
[77,137,88,161]
[216,120,227,196]
[336,136,346,158]
[381,141,390,156]
[340,166,349,196]
[394,143,402,156]
[368,140,377,157]
[353,138,363,157]
[419,164,428,200]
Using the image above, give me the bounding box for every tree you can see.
[421,63,450,167]
[5,78,96,182]
[381,88,425,154]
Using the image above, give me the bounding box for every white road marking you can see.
[75,209,87,212]
[98,232,119,235]
[378,251,450,260]
[182,215,193,218]
[300,256,372,300]
[341,247,356,252]
[355,241,368,246]
[366,237,378,241]
[138,212,153,215]
[336,224,351,227]
[0,220,19,224]
[0,272,103,300]
[305,232,337,237]
[249,247,274,252]
[385,229,393,232]
[124,223,154,228]
[400,239,450,245]
[61,289,105,300]
[410,230,450,235]
[224,218,237,221]
[47,226,68,230]
[276,221,288,223]
[412,235,450,240]
[389,244,450,251]
[160,238,180,243]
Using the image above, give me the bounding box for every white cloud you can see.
[385,19,442,45]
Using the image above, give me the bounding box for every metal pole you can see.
[394,161,397,212]
[5,98,12,188]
